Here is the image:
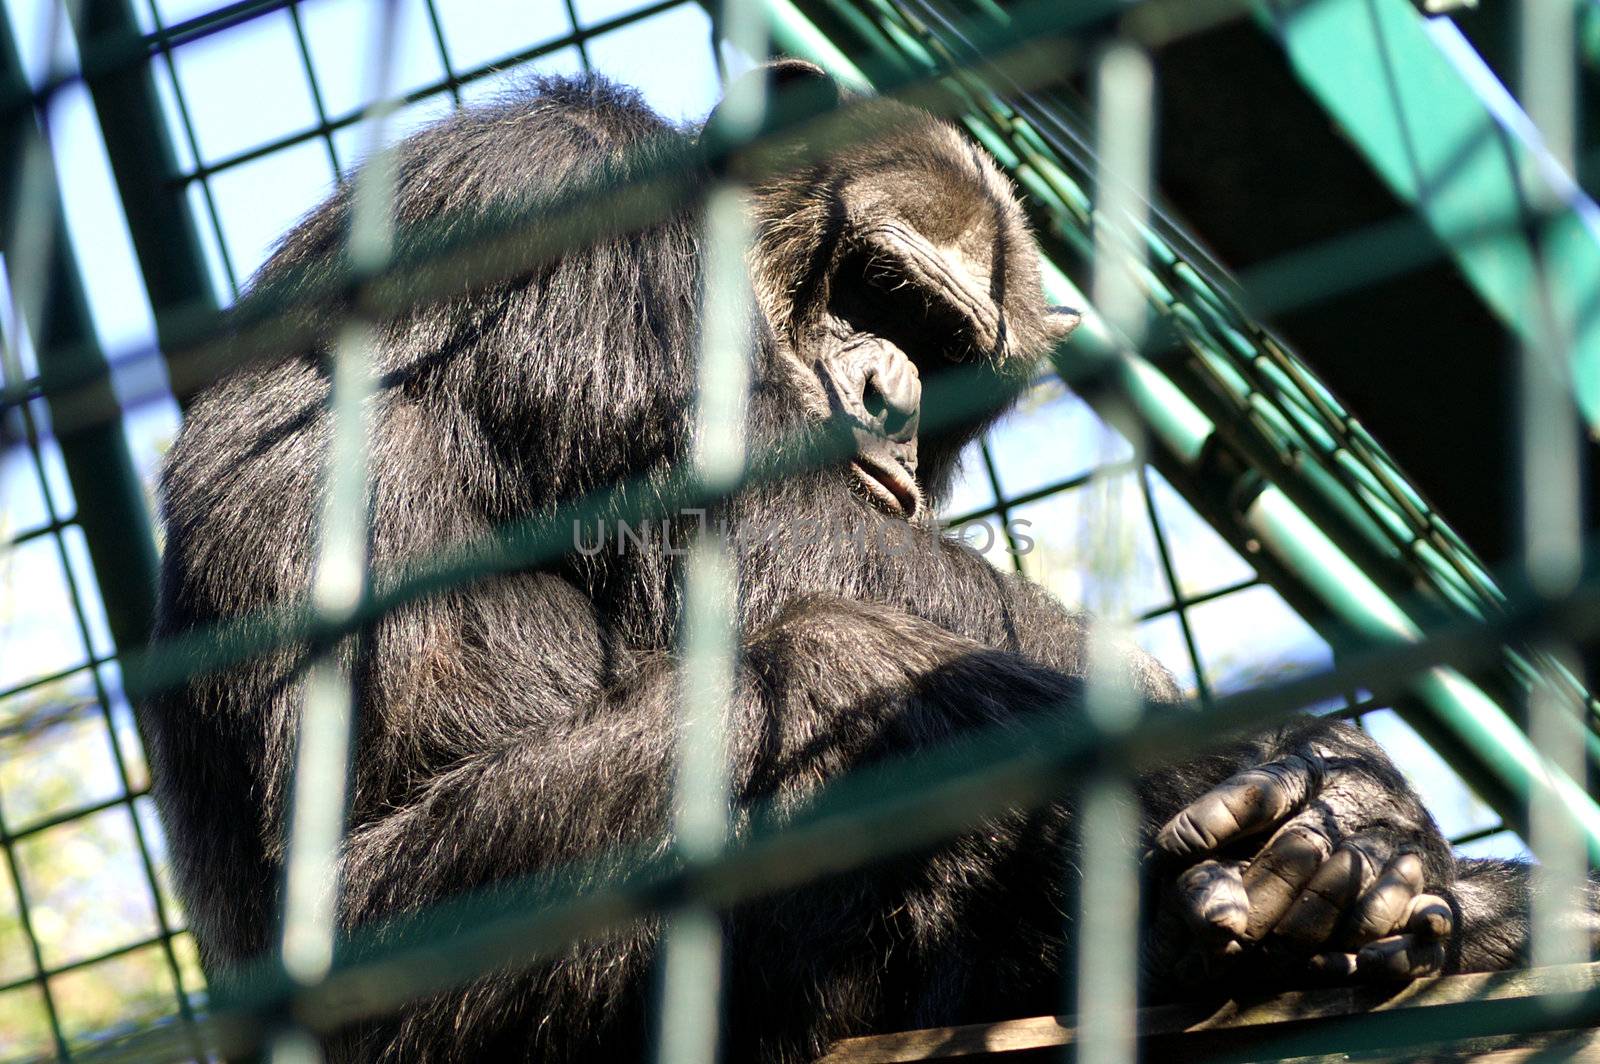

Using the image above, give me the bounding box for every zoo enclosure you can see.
[0,0,1598,1059]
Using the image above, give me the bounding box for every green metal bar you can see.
[0,382,74,1062]
[1245,484,1600,864]
[0,5,195,1054]
[415,0,463,106]
[944,457,1141,527]
[276,0,401,1005]
[0,16,159,677]
[1032,247,1600,861]
[655,7,768,1055]
[0,797,67,1056]
[561,0,594,71]
[1077,44,1157,1064]
[70,0,220,366]
[138,0,242,298]
[848,0,1600,844]
[1138,466,1214,704]
[0,926,185,995]
[1516,0,1589,973]
[95,577,1600,1060]
[284,1,345,177]
[763,0,871,87]
[1260,0,1600,431]
[860,0,1574,685]
[975,438,1025,571]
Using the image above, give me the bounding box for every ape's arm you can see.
[340,594,1082,914]
[332,575,1455,1047]
[332,592,1107,1056]
[737,516,1470,984]
[1446,858,1600,972]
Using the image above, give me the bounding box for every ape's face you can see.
[741,70,1079,520]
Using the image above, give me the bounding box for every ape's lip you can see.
[851,456,919,518]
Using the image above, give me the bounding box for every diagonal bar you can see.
[1260,0,1600,432]
[784,0,1600,885]
[69,0,219,374]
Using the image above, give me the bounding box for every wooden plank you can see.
[817,962,1600,1062]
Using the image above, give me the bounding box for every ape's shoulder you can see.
[421,73,685,160]
[244,73,691,303]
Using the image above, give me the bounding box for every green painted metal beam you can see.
[1260,0,1600,433]
[1037,262,1600,864]
[70,0,219,377]
[765,0,872,87]
[0,7,159,653]
[772,0,1600,857]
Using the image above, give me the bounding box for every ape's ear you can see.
[702,58,843,147]
[762,58,838,101]
[1045,306,1083,342]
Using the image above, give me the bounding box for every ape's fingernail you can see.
[1308,952,1357,978]
[1046,306,1083,339]
[1220,938,1244,957]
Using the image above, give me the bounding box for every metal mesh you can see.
[0,0,1595,1059]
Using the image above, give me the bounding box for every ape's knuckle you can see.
[1282,821,1335,858]
[1388,851,1426,886]
[1355,908,1398,940]
[1412,896,1455,939]
[1177,858,1230,891]
[1279,893,1339,939]
[1163,810,1220,854]
[1336,839,1382,879]
[1250,861,1307,900]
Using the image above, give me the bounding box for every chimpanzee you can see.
[147,62,1558,1063]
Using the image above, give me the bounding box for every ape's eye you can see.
[828,245,984,372]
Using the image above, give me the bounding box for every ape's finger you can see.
[1403,893,1454,940]
[1273,844,1377,948]
[1241,818,1334,941]
[1340,852,1424,949]
[1177,859,1249,944]
[1307,951,1359,980]
[1155,754,1319,858]
[1356,934,1446,980]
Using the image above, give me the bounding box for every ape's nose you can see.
[860,355,920,444]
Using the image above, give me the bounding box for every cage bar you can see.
[5,0,1600,1060]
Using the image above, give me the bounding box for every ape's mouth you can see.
[851,456,920,518]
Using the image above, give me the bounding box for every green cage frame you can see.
[1,0,1597,1059]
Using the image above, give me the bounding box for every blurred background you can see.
[2,0,1590,1057]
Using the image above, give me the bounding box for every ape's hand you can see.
[1153,741,1454,981]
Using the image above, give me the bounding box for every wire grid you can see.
[141,0,728,302]
[0,0,1594,1058]
[0,2,736,1058]
[851,0,1599,823]
[0,421,200,1060]
[0,3,200,1058]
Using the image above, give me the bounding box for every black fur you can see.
[147,73,1565,1063]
